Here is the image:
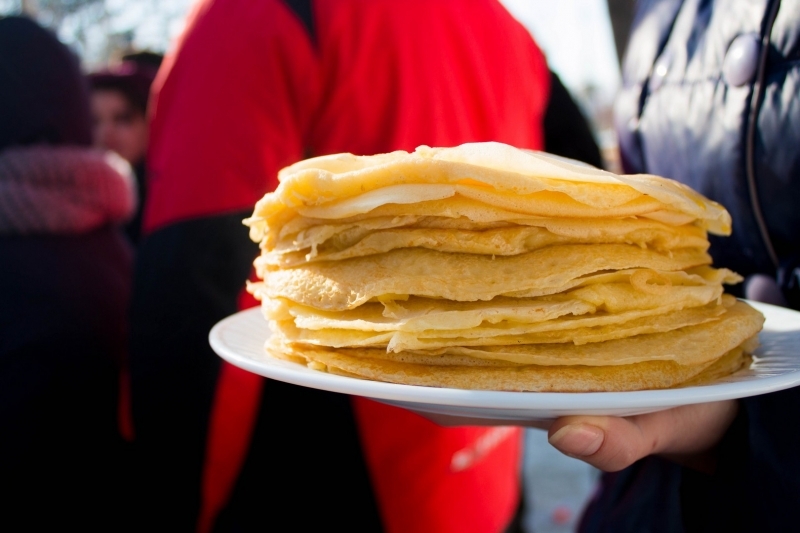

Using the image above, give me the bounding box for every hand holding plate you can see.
[547,400,739,472]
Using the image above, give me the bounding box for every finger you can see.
[546,401,738,472]
[547,415,648,471]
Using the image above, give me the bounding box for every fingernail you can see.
[549,424,604,457]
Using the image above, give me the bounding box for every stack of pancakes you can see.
[244,142,764,392]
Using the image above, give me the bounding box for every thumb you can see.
[546,401,738,472]
[547,416,651,472]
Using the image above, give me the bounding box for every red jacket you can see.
[131,1,551,532]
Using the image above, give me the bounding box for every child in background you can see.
[89,57,160,244]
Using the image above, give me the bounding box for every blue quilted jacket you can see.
[579,2,800,532]
[615,0,800,299]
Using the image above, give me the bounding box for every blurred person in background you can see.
[545,1,800,531]
[129,1,601,532]
[0,15,136,531]
[89,57,160,244]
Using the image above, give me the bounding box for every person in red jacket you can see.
[129,1,601,532]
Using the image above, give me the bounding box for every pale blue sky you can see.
[500,0,621,103]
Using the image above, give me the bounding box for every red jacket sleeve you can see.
[144,0,321,233]
[130,2,323,530]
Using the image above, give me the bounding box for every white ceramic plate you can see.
[209,301,800,425]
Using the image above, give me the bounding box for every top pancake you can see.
[245,142,732,242]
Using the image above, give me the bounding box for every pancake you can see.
[265,218,710,267]
[266,276,726,332]
[267,342,728,392]
[256,245,712,311]
[270,299,762,368]
[246,143,731,237]
[244,141,763,392]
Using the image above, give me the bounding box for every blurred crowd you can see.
[1,1,799,532]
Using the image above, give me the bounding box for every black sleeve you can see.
[543,70,604,169]
[129,209,385,532]
[680,387,800,532]
[577,457,685,533]
[128,210,256,530]
[579,388,800,533]
[0,230,131,530]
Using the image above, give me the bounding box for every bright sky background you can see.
[500,0,621,104]
[103,0,193,53]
